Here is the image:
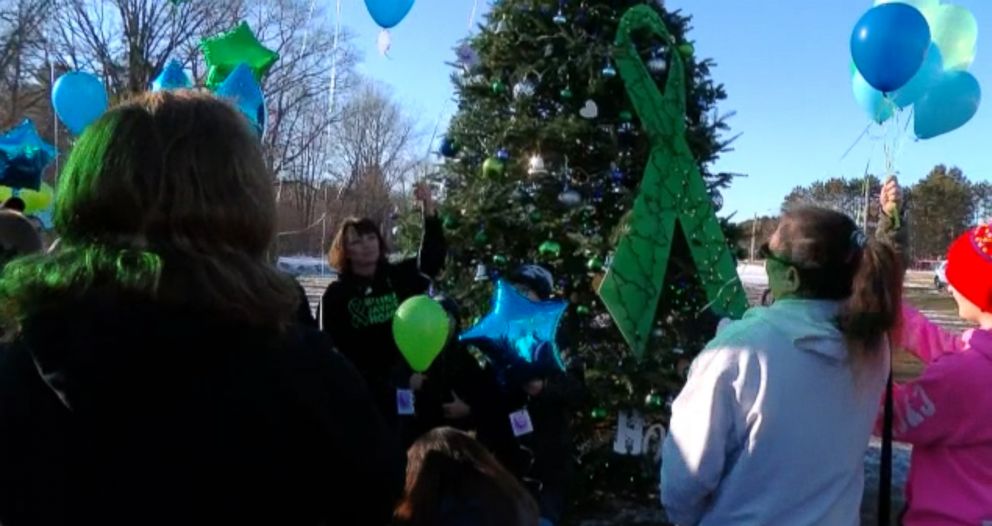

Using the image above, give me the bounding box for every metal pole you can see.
[749,213,758,262]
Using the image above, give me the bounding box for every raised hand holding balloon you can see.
[52,72,109,136]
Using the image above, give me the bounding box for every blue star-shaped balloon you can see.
[0,119,56,191]
[460,279,568,372]
[152,59,193,92]
[215,63,266,137]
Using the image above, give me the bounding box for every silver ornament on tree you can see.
[553,7,566,24]
[601,59,617,78]
[647,47,667,74]
[558,186,582,207]
[474,263,489,282]
[513,78,537,100]
[527,154,548,177]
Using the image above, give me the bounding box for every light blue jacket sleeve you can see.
[660,347,741,526]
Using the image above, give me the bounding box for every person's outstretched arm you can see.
[414,183,446,278]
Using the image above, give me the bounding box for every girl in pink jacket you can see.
[884,215,992,524]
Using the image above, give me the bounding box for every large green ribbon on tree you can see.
[597,5,748,359]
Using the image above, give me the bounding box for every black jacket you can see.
[0,291,405,526]
[320,214,446,423]
[394,342,503,447]
[473,345,585,523]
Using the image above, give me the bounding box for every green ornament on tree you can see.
[678,43,695,57]
[492,254,508,265]
[591,407,609,420]
[539,240,562,257]
[474,230,489,246]
[529,210,543,222]
[576,305,591,315]
[492,80,506,95]
[482,157,505,178]
[587,256,605,272]
[645,391,664,408]
[560,87,573,100]
[619,110,633,123]
[442,213,460,230]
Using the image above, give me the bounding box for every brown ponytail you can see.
[837,238,903,359]
[773,206,903,363]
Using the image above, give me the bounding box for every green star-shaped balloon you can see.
[597,6,748,359]
[200,22,279,89]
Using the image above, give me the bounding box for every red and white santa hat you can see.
[946,223,992,313]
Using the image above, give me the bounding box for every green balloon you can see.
[200,22,279,89]
[393,295,451,372]
[930,5,978,71]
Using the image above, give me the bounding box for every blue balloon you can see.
[152,59,193,92]
[851,4,931,93]
[364,0,415,29]
[0,119,56,190]
[215,63,266,137]
[460,279,568,373]
[892,43,943,108]
[915,71,981,140]
[852,71,895,124]
[52,71,108,135]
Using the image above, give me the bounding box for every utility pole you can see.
[749,213,759,261]
[862,175,872,231]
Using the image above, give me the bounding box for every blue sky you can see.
[346,0,991,220]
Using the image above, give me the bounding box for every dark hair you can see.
[394,427,539,526]
[0,90,298,330]
[0,210,43,268]
[508,264,554,300]
[773,206,902,361]
[327,217,387,273]
[2,197,25,213]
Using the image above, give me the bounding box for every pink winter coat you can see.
[884,306,992,525]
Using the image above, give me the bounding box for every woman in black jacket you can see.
[320,184,446,425]
[0,91,405,525]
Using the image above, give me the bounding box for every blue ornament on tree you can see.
[214,63,267,137]
[496,148,511,161]
[460,279,568,372]
[152,59,193,91]
[0,119,56,191]
[439,137,459,157]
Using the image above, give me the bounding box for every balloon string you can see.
[467,0,480,31]
[299,0,319,58]
[328,0,342,117]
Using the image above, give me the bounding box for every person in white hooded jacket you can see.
[661,205,903,526]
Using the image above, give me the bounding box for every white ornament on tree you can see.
[579,100,599,119]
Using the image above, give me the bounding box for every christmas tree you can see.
[435,0,744,508]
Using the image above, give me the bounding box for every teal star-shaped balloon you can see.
[200,22,279,90]
[460,279,568,372]
[214,63,266,137]
[152,59,193,92]
[0,119,56,191]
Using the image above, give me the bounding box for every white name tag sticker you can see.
[509,408,534,437]
[396,389,415,415]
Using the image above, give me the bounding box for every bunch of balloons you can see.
[851,0,980,139]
